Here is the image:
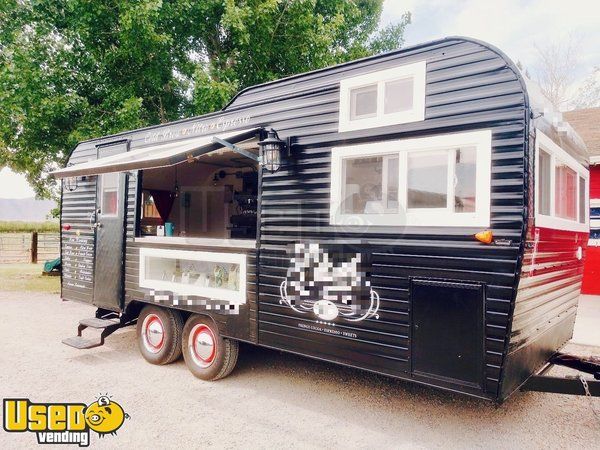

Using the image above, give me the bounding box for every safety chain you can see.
[579,375,600,424]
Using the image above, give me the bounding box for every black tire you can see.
[137,305,184,365]
[182,315,239,381]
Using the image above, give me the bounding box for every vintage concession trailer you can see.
[53,37,599,401]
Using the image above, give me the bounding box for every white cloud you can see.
[0,167,36,199]
[383,0,600,84]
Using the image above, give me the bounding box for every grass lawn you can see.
[0,221,59,233]
[0,263,60,293]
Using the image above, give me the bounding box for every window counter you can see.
[135,236,256,249]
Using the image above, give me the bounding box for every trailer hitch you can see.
[550,353,600,380]
[521,352,600,397]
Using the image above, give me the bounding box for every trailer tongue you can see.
[521,353,600,397]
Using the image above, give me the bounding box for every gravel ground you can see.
[0,291,599,449]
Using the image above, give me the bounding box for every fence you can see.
[0,232,60,264]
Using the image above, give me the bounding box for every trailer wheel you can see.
[182,315,239,381]
[137,305,183,365]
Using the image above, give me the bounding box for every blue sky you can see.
[2,0,599,199]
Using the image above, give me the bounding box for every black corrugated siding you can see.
[61,147,98,304]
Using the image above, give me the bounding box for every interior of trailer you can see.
[132,138,259,302]
[137,141,259,243]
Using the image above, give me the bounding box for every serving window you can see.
[137,145,259,240]
[535,130,589,232]
[338,61,426,132]
[330,130,492,227]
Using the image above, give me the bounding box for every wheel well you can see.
[125,300,220,332]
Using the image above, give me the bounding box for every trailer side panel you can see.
[230,39,528,399]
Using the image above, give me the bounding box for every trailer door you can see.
[411,279,484,388]
[92,142,128,310]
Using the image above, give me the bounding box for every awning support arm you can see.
[212,137,260,163]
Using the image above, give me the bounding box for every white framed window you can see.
[330,130,492,227]
[338,61,426,132]
[139,247,247,304]
[535,130,589,232]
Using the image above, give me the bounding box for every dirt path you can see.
[1,291,599,449]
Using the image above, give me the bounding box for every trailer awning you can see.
[52,127,260,178]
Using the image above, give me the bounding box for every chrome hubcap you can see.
[189,324,216,368]
[142,314,164,353]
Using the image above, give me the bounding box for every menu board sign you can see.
[62,236,95,288]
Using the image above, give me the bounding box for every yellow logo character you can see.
[84,396,128,436]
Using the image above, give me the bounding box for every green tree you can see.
[0,0,410,199]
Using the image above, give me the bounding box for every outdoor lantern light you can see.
[64,176,78,192]
[258,129,285,173]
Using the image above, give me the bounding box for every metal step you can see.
[62,336,103,350]
[62,309,136,350]
[79,317,121,329]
